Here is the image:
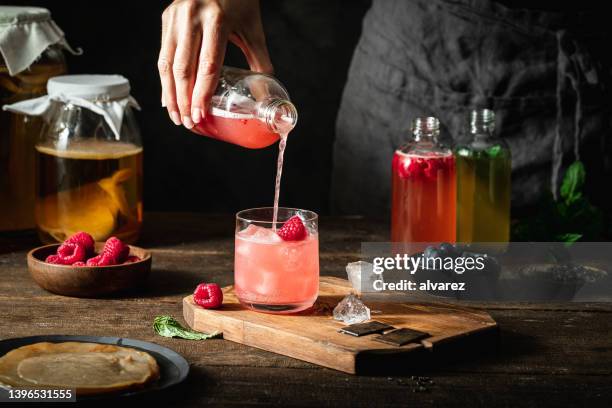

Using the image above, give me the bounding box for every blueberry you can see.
[439,242,459,258]
[424,246,441,259]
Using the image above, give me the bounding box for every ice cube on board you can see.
[333,294,371,324]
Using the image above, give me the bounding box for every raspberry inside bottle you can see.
[391,117,456,245]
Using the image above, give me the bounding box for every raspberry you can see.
[394,154,426,180]
[57,243,87,265]
[65,232,95,254]
[193,283,223,309]
[86,253,115,267]
[101,237,129,263]
[86,255,102,266]
[407,158,423,178]
[45,254,63,264]
[125,256,141,263]
[72,261,86,267]
[423,160,438,179]
[276,216,307,241]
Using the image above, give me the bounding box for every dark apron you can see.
[331,0,612,216]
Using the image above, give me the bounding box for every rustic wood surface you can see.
[184,277,498,374]
[1,213,611,407]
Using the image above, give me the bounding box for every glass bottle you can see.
[391,117,456,244]
[193,66,298,149]
[1,9,68,233]
[456,109,511,243]
[32,75,143,244]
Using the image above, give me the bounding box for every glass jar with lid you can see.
[4,75,143,244]
[0,6,78,233]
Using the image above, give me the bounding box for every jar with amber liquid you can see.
[0,7,72,232]
[7,75,143,244]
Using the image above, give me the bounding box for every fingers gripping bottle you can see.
[193,66,298,149]
[391,117,456,244]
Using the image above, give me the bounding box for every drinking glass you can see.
[234,207,319,314]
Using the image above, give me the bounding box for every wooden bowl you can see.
[27,243,152,298]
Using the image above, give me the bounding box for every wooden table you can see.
[1,213,611,407]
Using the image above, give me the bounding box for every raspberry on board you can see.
[194,283,223,309]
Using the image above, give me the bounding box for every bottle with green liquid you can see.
[456,109,511,243]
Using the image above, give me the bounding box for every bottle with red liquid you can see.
[391,117,456,244]
[194,66,298,148]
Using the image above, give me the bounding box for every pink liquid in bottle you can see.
[194,108,280,149]
[190,67,297,149]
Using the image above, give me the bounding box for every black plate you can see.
[0,335,189,400]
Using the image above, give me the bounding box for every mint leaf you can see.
[555,233,582,244]
[486,145,502,158]
[456,147,472,158]
[153,315,220,340]
[560,161,585,205]
[512,160,607,241]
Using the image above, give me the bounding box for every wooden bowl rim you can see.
[27,243,152,270]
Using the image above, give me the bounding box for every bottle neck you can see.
[412,117,440,143]
[257,98,298,134]
[470,109,495,139]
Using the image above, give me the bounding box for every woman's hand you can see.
[158,0,272,128]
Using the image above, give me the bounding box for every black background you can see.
[8,0,371,214]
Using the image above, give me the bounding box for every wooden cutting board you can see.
[183,277,498,374]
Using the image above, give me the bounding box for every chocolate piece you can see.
[373,328,429,346]
[338,321,394,337]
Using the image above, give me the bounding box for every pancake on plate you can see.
[0,342,160,395]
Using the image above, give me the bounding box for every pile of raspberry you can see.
[45,232,140,267]
[393,153,455,180]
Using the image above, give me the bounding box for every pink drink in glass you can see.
[234,207,319,314]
